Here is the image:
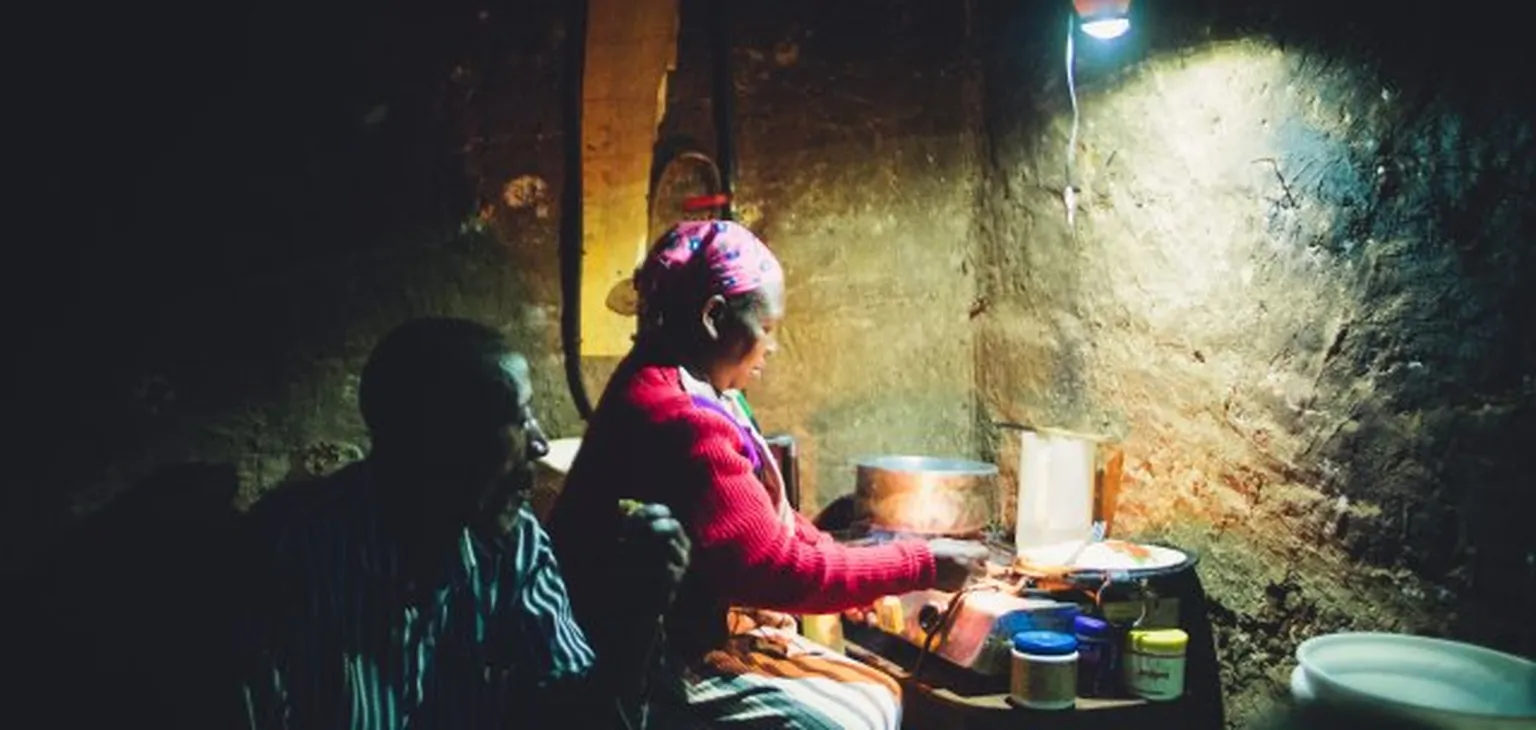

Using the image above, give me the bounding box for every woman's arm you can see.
[665,411,937,614]
[792,510,834,546]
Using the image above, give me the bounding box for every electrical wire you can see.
[913,591,961,679]
[558,0,594,419]
[707,0,737,220]
[613,618,666,730]
[912,585,987,680]
[1064,12,1080,228]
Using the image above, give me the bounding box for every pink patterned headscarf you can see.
[635,220,783,332]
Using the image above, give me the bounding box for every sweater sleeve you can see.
[792,511,834,546]
[667,410,936,614]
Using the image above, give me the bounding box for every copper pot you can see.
[854,456,998,536]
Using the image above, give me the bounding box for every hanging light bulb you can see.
[1073,0,1132,40]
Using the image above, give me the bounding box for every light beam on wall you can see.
[580,0,680,357]
[1062,0,1133,228]
[1074,0,1132,40]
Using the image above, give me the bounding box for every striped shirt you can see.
[242,462,595,730]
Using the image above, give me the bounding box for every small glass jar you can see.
[1010,631,1079,711]
[1124,628,1188,701]
[1074,614,1117,697]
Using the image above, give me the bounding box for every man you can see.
[242,317,688,729]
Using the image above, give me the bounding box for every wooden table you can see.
[844,624,1193,730]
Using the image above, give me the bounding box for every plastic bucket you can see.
[1292,632,1536,730]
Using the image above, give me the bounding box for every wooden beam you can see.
[580,0,679,356]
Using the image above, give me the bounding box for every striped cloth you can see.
[241,462,596,730]
[656,371,904,730]
[648,609,902,730]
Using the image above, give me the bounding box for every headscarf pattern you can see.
[634,220,783,335]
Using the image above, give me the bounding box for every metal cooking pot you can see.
[854,456,998,536]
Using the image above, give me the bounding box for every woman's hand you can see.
[616,502,691,615]
[926,538,990,592]
[727,607,797,633]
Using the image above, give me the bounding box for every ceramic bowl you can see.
[1293,632,1536,730]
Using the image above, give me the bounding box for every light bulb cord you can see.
[1065,12,1079,188]
[1064,12,1080,227]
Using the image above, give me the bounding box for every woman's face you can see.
[705,278,784,392]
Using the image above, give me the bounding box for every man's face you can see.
[500,355,549,479]
[476,353,549,532]
[420,352,549,536]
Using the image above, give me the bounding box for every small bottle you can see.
[1073,615,1116,697]
[874,595,905,635]
[801,614,845,654]
[1124,628,1188,701]
[1010,631,1079,711]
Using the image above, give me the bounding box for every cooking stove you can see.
[833,523,1081,677]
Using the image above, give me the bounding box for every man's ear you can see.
[700,295,727,341]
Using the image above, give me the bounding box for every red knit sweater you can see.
[547,358,936,656]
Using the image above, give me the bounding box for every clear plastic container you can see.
[1013,429,1096,556]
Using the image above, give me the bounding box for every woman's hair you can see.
[638,284,768,347]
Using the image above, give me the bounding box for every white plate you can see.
[535,437,583,475]
[1021,540,1188,572]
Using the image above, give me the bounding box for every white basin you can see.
[1293,632,1536,730]
[529,437,582,522]
[536,437,583,475]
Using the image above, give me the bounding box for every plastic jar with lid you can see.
[873,595,904,635]
[1010,631,1079,710]
[1124,628,1188,701]
[800,614,845,654]
[1074,615,1117,697]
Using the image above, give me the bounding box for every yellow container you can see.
[1131,629,1188,655]
[801,614,845,654]
[1125,628,1188,701]
[874,596,905,635]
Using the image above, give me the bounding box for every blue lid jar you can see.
[1012,630,1078,656]
[1074,615,1109,638]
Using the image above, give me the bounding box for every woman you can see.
[547,220,991,729]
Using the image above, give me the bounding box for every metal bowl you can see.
[854,455,998,536]
[856,456,1000,475]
